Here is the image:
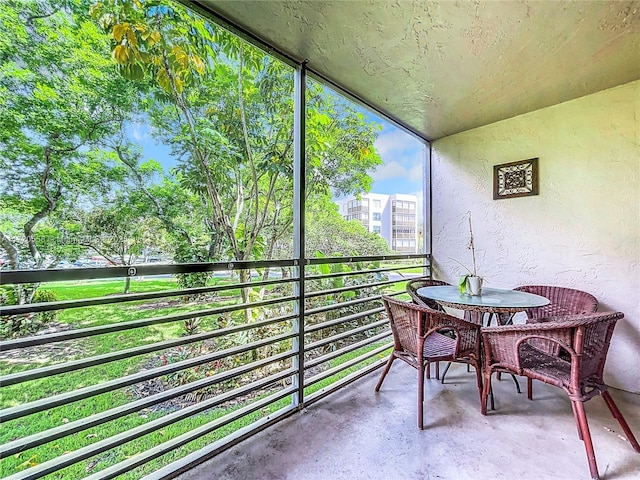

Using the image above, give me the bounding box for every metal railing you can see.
[0,254,430,480]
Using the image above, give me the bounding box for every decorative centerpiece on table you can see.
[453,211,483,296]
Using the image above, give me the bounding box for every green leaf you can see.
[458,275,470,294]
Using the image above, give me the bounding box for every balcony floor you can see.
[177,363,640,480]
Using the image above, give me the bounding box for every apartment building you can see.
[337,193,418,253]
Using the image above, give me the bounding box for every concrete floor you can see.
[177,363,640,480]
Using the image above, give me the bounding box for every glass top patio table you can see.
[416,286,550,316]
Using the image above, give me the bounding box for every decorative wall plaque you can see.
[493,158,539,200]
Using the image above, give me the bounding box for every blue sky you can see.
[369,120,425,197]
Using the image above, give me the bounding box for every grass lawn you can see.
[0,276,395,479]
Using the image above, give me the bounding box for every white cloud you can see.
[130,122,150,143]
[371,161,410,181]
[374,129,424,159]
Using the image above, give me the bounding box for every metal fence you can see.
[0,254,430,480]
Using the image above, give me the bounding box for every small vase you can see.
[466,276,483,296]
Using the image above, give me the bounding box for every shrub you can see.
[32,288,59,329]
[0,288,60,338]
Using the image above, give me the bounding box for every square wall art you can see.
[493,157,539,200]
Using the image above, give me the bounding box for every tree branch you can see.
[23,147,62,267]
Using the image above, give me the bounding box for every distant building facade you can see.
[337,193,418,253]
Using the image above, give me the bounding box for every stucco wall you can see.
[431,80,640,393]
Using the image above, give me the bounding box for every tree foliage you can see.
[0,0,137,303]
[92,0,383,267]
[1,0,388,307]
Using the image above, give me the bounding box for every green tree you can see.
[0,0,136,304]
[79,191,164,293]
[92,0,383,289]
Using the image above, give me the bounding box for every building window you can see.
[373,225,381,234]
[372,212,381,221]
[373,199,381,208]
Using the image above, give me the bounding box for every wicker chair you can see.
[406,278,450,310]
[480,312,640,479]
[514,285,598,399]
[376,295,483,429]
[406,278,450,379]
[514,285,598,319]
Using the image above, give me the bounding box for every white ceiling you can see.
[197,0,640,140]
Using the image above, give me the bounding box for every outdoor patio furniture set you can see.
[376,279,640,480]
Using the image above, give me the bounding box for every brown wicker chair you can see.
[406,278,450,379]
[376,295,482,429]
[480,312,640,479]
[514,285,599,399]
[406,278,450,310]
[514,285,598,319]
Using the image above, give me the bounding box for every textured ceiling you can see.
[197,0,640,140]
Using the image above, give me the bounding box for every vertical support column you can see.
[422,141,432,276]
[292,60,307,407]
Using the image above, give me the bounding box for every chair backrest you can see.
[514,285,598,319]
[381,295,479,358]
[406,278,449,310]
[483,311,622,387]
[382,295,424,355]
[576,312,622,381]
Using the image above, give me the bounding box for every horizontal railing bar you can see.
[306,276,405,298]
[304,263,427,282]
[81,387,297,480]
[0,259,299,285]
[304,358,387,407]
[0,295,297,351]
[0,352,296,459]
[4,375,297,480]
[305,290,403,316]
[304,344,390,387]
[304,319,388,353]
[305,294,381,315]
[305,333,391,370]
[140,403,298,480]
[306,254,428,266]
[0,332,296,422]
[305,306,385,334]
[1,314,296,386]
[0,254,428,285]
[0,276,296,316]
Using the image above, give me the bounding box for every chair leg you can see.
[572,400,600,479]
[496,370,521,393]
[481,371,492,415]
[527,377,533,400]
[375,355,395,392]
[571,401,584,440]
[510,373,522,394]
[602,391,640,453]
[440,362,452,384]
[418,364,425,430]
[490,383,495,411]
[474,362,483,404]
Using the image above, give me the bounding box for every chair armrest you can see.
[481,312,623,372]
[482,311,622,334]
